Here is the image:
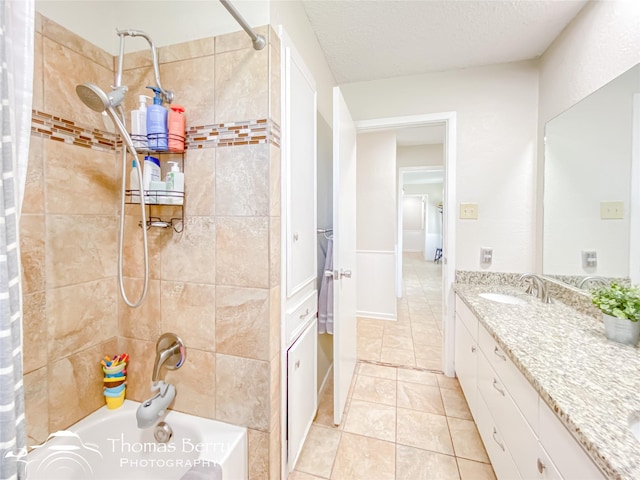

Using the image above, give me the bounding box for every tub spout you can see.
[136,381,176,429]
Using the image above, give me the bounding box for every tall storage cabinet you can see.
[280,29,318,473]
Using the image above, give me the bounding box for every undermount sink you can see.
[479,292,528,305]
[629,414,640,442]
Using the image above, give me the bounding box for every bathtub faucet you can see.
[136,380,176,428]
[152,333,186,383]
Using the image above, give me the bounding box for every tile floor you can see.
[289,254,496,479]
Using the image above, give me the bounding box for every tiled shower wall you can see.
[21,13,282,479]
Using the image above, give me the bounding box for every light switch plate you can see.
[600,201,624,219]
[460,203,478,219]
[582,250,597,268]
[480,247,493,266]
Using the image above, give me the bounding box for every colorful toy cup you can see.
[103,383,126,396]
[105,390,125,409]
[102,363,125,375]
[103,377,126,388]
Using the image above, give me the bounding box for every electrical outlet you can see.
[460,203,478,219]
[600,201,624,219]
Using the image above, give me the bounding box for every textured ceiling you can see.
[302,0,589,84]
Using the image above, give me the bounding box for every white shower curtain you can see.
[0,0,34,478]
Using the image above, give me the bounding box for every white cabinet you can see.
[287,319,318,469]
[454,294,606,480]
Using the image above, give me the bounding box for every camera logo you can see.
[4,431,102,479]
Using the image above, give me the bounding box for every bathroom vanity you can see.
[454,284,640,480]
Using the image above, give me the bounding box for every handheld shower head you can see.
[76,83,127,112]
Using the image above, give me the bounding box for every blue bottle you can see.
[146,86,168,151]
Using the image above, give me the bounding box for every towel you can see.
[179,463,222,480]
[318,238,334,334]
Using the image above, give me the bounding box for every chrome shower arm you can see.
[219,0,266,50]
[115,28,174,104]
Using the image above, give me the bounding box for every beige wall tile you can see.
[216,216,269,288]
[47,278,117,361]
[269,145,281,217]
[215,47,269,124]
[117,337,156,402]
[269,421,281,480]
[215,26,269,54]
[42,16,113,70]
[161,281,215,351]
[24,367,49,446]
[42,38,113,125]
[48,337,118,431]
[269,286,280,359]
[160,55,216,126]
[118,278,161,342]
[184,148,215,217]
[122,50,153,71]
[160,37,216,64]
[122,215,163,279]
[161,216,215,284]
[330,432,395,480]
[46,215,117,288]
[215,286,269,360]
[247,428,269,480]
[45,140,117,215]
[35,11,43,33]
[33,33,44,111]
[119,65,156,114]
[20,214,45,294]
[269,43,281,125]
[215,144,269,216]
[23,292,47,374]
[269,216,281,287]
[23,136,44,215]
[269,356,280,430]
[215,354,270,431]
[164,348,215,419]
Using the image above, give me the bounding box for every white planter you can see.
[603,313,640,345]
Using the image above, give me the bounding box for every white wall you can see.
[404,184,444,259]
[343,61,539,272]
[537,0,640,271]
[402,196,424,252]
[397,144,444,168]
[356,131,397,319]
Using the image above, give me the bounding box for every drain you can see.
[154,421,173,443]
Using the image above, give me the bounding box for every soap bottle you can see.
[168,105,186,152]
[165,161,184,205]
[146,86,168,151]
[131,95,151,150]
[143,155,161,203]
[129,160,140,203]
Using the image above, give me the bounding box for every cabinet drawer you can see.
[475,390,522,480]
[455,316,477,418]
[286,290,318,346]
[539,400,606,480]
[456,296,478,341]
[478,350,538,480]
[479,325,538,430]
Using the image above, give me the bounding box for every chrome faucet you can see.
[136,333,186,429]
[577,275,609,290]
[519,273,552,304]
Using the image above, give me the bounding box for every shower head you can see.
[76,83,127,112]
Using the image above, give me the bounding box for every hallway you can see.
[289,254,495,479]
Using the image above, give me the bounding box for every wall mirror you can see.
[543,63,640,289]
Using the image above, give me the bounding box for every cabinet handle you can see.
[293,232,299,241]
[492,427,505,452]
[299,308,310,319]
[493,346,506,361]
[295,360,300,369]
[537,458,546,474]
[471,345,476,353]
[492,378,505,396]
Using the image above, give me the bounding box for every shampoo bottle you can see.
[168,105,186,152]
[129,160,140,203]
[146,86,168,151]
[131,95,151,150]
[143,155,161,203]
[165,161,184,205]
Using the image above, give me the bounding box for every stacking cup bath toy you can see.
[105,390,125,409]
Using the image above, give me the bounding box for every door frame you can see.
[356,112,457,376]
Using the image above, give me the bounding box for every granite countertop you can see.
[454,283,640,480]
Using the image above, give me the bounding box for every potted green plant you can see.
[591,282,640,345]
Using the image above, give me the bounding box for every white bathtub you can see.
[25,400,247,480]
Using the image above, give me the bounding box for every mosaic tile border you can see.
[31,110,281,152]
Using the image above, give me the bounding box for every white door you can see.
[332,87,357,425]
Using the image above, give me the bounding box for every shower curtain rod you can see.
[219,0,266,50]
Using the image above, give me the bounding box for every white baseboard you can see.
[356,311,397,321]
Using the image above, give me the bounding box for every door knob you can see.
[339,269,352,279]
